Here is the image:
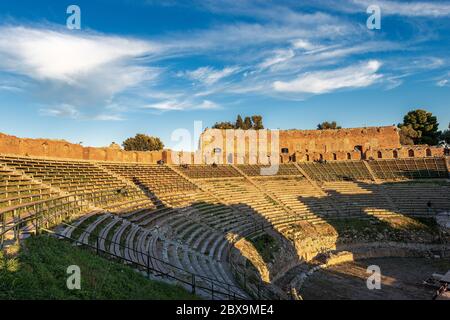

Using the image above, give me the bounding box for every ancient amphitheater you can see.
[1,129,450,300]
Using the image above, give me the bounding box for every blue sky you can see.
[0,0,449,150]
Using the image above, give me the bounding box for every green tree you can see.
[440,123,450,144]
[399,109,440,145]
[399,125,421,145]
[317,121,342,130]
[243,116,253,130]
[235,115,244,129]
[251,115,264,130]
[212,121,235,129]
[122,134,164,151]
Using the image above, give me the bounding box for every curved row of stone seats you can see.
[153,207,242,284]
[1,195,90,245]
[100,163,197,195]
[197,178,310,234]
[368,158,449,180]
[118,192,209,229]
[68,208,248,299]
[320,181,400,218]
[381,182,450,215]
[175,164,241,179]
[124,190,259,237]
[0,156,147,208]
[256,177,334,222]
[108,187,258,272]
[1,167,60,209]
[236,164,301,177]
[105,187,258,297]
[298,161,373,181]
[104,197,156,214]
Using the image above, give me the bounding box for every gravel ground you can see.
[300,257,450,300]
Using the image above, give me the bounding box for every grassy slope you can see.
[248,233,280,264]
[0,236,198,300]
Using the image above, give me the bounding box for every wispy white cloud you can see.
[39,104,125,121]
[181,66,240,85]
[0,26,159,83]
[197,100,221,109]
[291,39,317,50]
[40,104,80,119]
[437,79,449,87]
[0,84,22,92]
[142,99,220,111]
[320,0,450,17]
[0,0,447,119]
[142,100,186,111]
[0,25,161,118]
[92,114,125,121]
[273,60,383,94]
[259,49,295,69]
[350,0,450,17]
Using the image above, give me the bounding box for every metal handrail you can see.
[0,188,145,247]
[42,225,247,300]
[0,193,248,299]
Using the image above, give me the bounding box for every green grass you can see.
[327,216,440,243]
[248,233,279,264]
[0,236,198,300]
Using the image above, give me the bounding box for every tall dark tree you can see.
[235,115,244,129]
[243,116,253,130]
[398,109,440,145]
[122,134,164,151]
[440,122,450,144]
[251,115,264,130]
[317,121,342,130]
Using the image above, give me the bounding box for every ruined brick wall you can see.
[199,126,402,163]
[0,132,165,163]
[1,130,444,165]
[365,145,445,160]
[278,126,401,154]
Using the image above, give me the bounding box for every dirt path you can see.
[300,257,450,300]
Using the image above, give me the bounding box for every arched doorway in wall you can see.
[377,151,383,159]
[319,154,323,161]
[354,145,363,159]
[332,153,337,161]
[408,149,415,157]
[42,142,48,156]
[393,150,398,158]
[227,153,233,164]
[347,153,352,160]
[306,154,310,161]
[63,144,70,156]
[426,148,432,157]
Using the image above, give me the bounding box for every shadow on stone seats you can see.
[297,180,440,241]
[131,176,166,209]
[147,199,300,299]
